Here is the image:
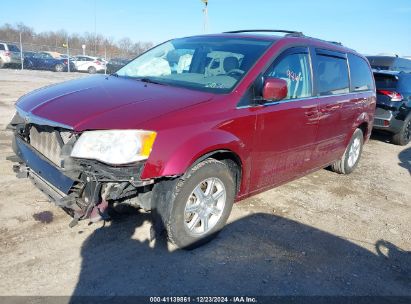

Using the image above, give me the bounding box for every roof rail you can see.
[223,29,304,37]
[327,41,343,46]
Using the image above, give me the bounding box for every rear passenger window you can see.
[316,54,349,96]
[266,53,312,100]
[348,54,374,91]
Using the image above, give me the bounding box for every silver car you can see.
[0,42,21,68]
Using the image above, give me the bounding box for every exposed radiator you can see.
[29,126,72,167]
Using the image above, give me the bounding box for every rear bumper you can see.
[373,107,403,133]
[11,135,75,200]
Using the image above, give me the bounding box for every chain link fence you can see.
[0,38,152,73]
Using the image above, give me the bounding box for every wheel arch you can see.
[187,149,243,195]
[347,112,372,145]
[357,121,369,141]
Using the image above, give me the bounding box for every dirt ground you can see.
[0,69,410,297]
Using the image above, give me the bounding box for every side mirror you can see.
[262,77,288,101]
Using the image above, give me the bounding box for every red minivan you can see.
[8,30,376,248]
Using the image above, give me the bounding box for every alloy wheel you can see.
[347,137,361,167]
[184,177,226,236]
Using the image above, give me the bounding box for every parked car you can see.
[106,58,129,74]
[8,30,376,249]
[0,42,21,68]
[71,55,105,73]
[372,70,411,145]
[24,52,75,72]
[23,51,37,59]
[367,56,411,73]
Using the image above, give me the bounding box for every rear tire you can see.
[88,66,96,74]
[54,64,64,72]
[392,116,411,146]
[331,128,364,174]
[153,159,235,249]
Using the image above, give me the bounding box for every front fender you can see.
[141,129,246,180]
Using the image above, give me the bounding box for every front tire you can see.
[331,128,364,174]
[392,116,411,146]
[155,159,235,249]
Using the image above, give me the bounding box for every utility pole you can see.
[104,42,107,75]
[19,32,23,70]
[94,0,97,56]
[66,36,70,73]
[202,0,209,33]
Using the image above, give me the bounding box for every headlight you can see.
[71,130,157,165]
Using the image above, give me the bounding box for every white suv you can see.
[71,55,106,74]
[0,42,21,68]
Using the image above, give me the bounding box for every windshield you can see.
[117,36,272,93]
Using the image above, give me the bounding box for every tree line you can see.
[0,22,153,59]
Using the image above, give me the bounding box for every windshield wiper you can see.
[137,77,167,86]
[110,72,119,77]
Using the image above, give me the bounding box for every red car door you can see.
[249,47,320,193]
[310,49,352,167]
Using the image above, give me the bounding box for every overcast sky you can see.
[1,0,411,56]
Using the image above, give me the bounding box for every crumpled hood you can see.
[16,75,214,131]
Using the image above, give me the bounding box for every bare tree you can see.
[0,22,152,59]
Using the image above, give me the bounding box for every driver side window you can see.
[266,52,312,100]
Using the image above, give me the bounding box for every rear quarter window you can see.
[316,53,349,96]
[0,44,5,51]
[348,54,374,92]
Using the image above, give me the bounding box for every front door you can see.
[250,47,320,192]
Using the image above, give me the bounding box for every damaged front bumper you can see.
[11,135,75,200]
[9,132,155,226]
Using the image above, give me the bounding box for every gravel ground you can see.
[0,69,410,297]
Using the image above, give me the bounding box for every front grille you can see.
[29,126,72,166]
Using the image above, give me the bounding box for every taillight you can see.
[5,51,11,57]
[377,90,403,101]
[63,60,68,65]
[94,61,101,65]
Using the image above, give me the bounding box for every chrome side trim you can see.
[16,106,73,130]
[236,90,374,109]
